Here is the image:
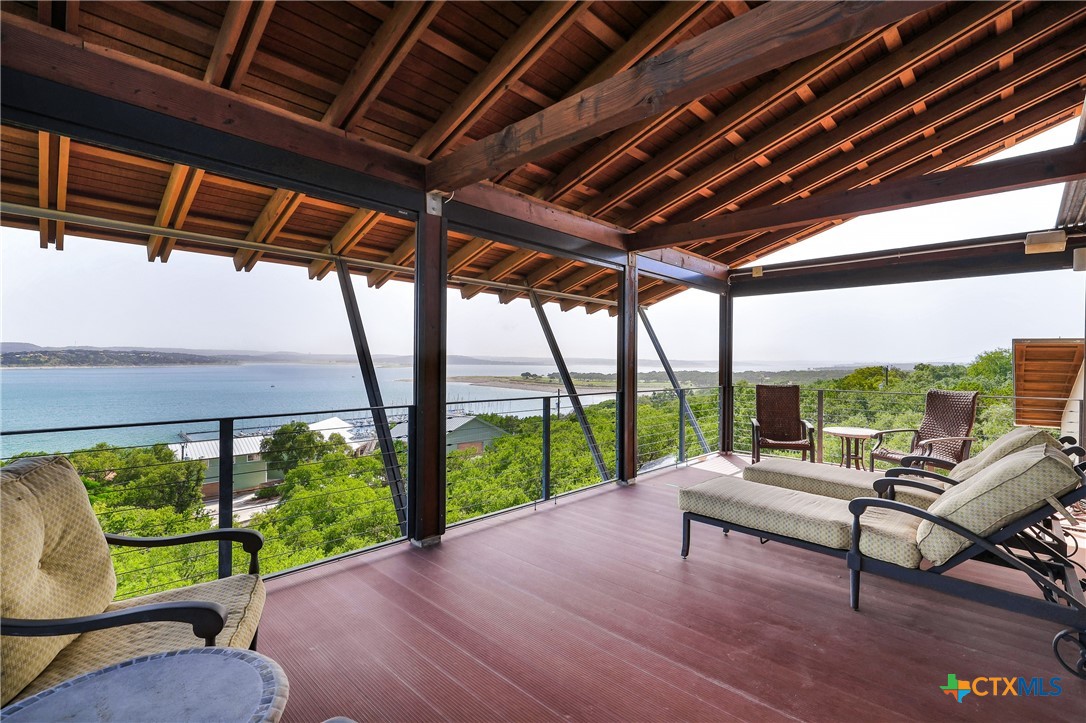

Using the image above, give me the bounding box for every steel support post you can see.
[616,256,639,484]
[409,201,446,546]
[639,307,710,455]
[529,290,610,484]
[542,397,552,501]
[336,259,408,536]
[720,288,734,453]
[217,417,234,579]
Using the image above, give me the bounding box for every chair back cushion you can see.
[755,385,803,441]
[949,426,1064,481]
[917,389,978,461]
[916,444,1079,566]
[1,456,117,705]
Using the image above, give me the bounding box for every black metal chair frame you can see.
[681,461,1086,678]
[869,391,980,470]
[1,528,264,648]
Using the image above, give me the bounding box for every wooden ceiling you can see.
[1012,338,1085,427]
[2,1,1084,314]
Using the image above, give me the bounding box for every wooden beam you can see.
[412,1,584,158]
[631,143,1086,251]
[233,188,305,270]
[53,134,68,249]
[459,249,536,300]
[223,0,274,91]
[147,163,190,260]
[618,1,1014,230]
[307,208,382,279]
[324,2,441,129]
[637,248,728,280]
[367,233,415,288]
[204,1,253,86]
[426,1,934,191]
[708,87,1085,264]
[446,237,493,275]
[35,131,67,248]
[36,130,50,248]
[158,168,205,263]
[578,36,873,217]
[535,263,607,306]
[664,4,1086,229]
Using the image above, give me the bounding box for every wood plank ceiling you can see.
[2,1,1084,314]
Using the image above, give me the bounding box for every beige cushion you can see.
[14,573,266,701]
[743,457,943,509]
[949,427,1064,481]
[917,445,1080,566]
[1,456,117,705]
[679,476,922,567]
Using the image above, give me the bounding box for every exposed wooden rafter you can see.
[233,189,305,271]
[323,2,441,130]
[147,164,204,262]
[35,131,68,249]
[426,1,935,192]
[632,143,1086,251]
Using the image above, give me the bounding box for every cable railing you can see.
[731,385,1082,468]
[637,386,722,472]
[1,404,411,598]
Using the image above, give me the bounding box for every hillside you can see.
[1,349,236,367]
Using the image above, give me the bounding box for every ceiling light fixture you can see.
[1023,229,1067,254]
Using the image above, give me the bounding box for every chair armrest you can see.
[1059,435,1078,445]
[106,529,264,574]
[1,601,227,646]
[1062,444,1085,457]
[872,477,949,499]
[845,497,1085,608]
[898,454,956,471]
[871,428,919,440]
[915,435,975,455]
[883,467,957,485]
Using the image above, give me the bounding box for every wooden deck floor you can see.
[260,456,1085,722]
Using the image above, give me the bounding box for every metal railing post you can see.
[542,397,551,501]
[816,389,825,463]
[678,388,687,464]
[217,417,234,579]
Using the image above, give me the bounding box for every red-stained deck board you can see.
[260,457,1085,722]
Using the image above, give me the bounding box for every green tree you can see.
[259,422,347,473]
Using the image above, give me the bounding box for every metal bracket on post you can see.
[529,290,610,484]
[425,191,446,217]
[336,259,408,537]
[639,307,710,456]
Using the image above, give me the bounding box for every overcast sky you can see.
[1,119,1082,366]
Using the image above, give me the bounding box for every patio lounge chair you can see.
[750,384,815,463]
[869,389,979,469]
[0,456,266,705]
[743,426,1078,509]
[678,444,1086,677]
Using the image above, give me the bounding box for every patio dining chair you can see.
[869,389,978,469]
[750,384,815,463]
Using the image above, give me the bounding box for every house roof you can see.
[168,416,364,460]
[390,414,500,440]
[2,2,1084,312]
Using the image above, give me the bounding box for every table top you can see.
[2,648,288,723]
[823,426,878,439]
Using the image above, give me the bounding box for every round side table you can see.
[823,426,877,470]
[2,648,289,723]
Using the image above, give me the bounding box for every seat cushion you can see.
[14,573,266,701]
[917,444,1080,566]
[1,456,117,705]
[679,476,922,567]
[949,427,1064,482]
[743,457,943,509]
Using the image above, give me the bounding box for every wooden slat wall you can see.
[1013,339,1086,427]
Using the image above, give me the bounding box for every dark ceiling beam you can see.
[665,5,1086,229]
[619,1,1021,230]
[729,233,1086,297]
[708,88,1085,265]
[425,1,935,192]
[411,1,585,159]
[631,143,1086,251]
[532,1,730,202]
[576,38,870,218]
[323,2,441,130]
[0,15,628,261]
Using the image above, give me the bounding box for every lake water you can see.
[1,361,717,455]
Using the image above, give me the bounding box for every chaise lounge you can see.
[678,442,1086,677]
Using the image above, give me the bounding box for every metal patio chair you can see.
[750,384,815,463]
[869,389,978,469]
